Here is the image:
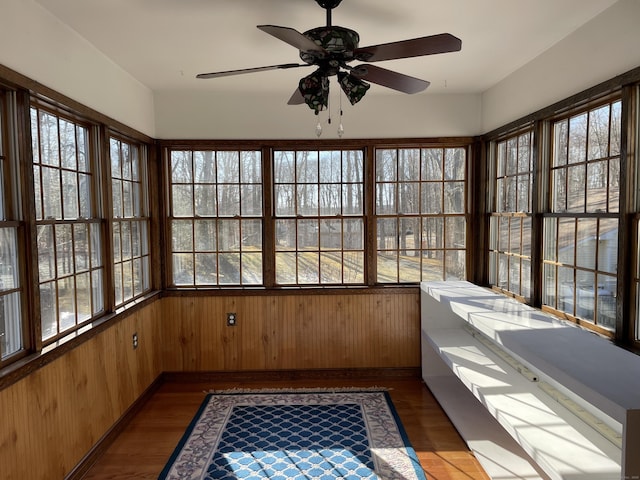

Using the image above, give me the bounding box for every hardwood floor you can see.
[81,376,490,480]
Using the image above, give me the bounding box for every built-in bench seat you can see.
[420,280,640,480]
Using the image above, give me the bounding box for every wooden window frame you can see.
[109,134,152,308]
[374,146,468,284]
[273,148,366,286]
[30,100,107,346]
[489,129,535,301]
[0,87,31,367]
[540,97,622,335]
[166,148,264,288]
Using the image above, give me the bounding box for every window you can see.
[542,99,621,330]
[489,130,534,299]
[31,104,104,343]
[169,149,263,286]
[0,89,24,362]
[273,149,364,285]
[110,136,151,306]
[375,147,466,283]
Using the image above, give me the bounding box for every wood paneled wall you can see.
[0,301,162,480]
[0,289,420,479]
[161,290,421,372]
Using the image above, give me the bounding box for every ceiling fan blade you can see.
[196,63,309,79]
[350,64,429,94]
[257,25,325,54]
[354,33,461,62]
[288,88,305,105]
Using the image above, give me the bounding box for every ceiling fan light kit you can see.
[196,0,462,134]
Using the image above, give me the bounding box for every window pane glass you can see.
[558,218,575,265]
[588,104,610,161]
[194,151,215,183]
[172,185,194,217]
[195,253,217,285]
[221,252,242,283]
[597,274,616,330]
[422,250,444,281]
[421,149,443,180]
[344,252,364,284]
[1,292,22,358]
[171,151,192,183]
[0,228,19,290]
[443,182,464,213]
[40,281,57,340]
[553,119,568,167]
[377,251,398,283]
[445,250,465,280]
[241,253,262,284]
[568,113,587,164]
[275,252,296,284]
[194,219,217,252]
[274,151,294,183]
[576,218,597,269]
[444,148,465,180]
[399,149,420,181]
[598,218,618,274]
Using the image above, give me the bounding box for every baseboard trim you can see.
[65,374,165,480]
[162,367,421,383]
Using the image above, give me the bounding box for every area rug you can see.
[158,389,427,480]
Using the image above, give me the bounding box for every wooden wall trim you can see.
[162,368,422,384]
[162,285,420,297]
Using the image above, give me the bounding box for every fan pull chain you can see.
[338,88,345,138]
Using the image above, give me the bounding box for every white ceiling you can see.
[33,0,618,101]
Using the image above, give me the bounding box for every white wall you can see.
[0,0,155,137]
[482,0,640,133]
[3,0,639,140]
[153,90,482,140]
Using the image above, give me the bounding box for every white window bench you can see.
[420,280,640,480]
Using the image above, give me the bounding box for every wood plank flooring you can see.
[81,376,490,480]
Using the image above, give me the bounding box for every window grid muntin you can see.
[110,136,151,307]
[542,97,621,330]
[489,130,534,299]
[31,104,104,343]
[273,149,365,286]
[169,149,263,287]
[375,147,466,283]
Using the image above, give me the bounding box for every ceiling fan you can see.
[196,0,462,113]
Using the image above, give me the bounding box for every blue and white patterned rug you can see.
[158,389,427,480]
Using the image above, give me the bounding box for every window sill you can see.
[0,290,162,391]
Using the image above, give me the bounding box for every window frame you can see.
[540,97,622,334]
[373,146,468,284]
[109,133,152,308]
[165,147,265,288]
[488,128,535,301]
[0,87,31,366]
[30,99,107,346]
[272,148,366,286]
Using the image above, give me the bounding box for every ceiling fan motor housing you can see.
[300,26,359,75]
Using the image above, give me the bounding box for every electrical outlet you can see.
[227,313,237,326]
[132,332,139,349]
